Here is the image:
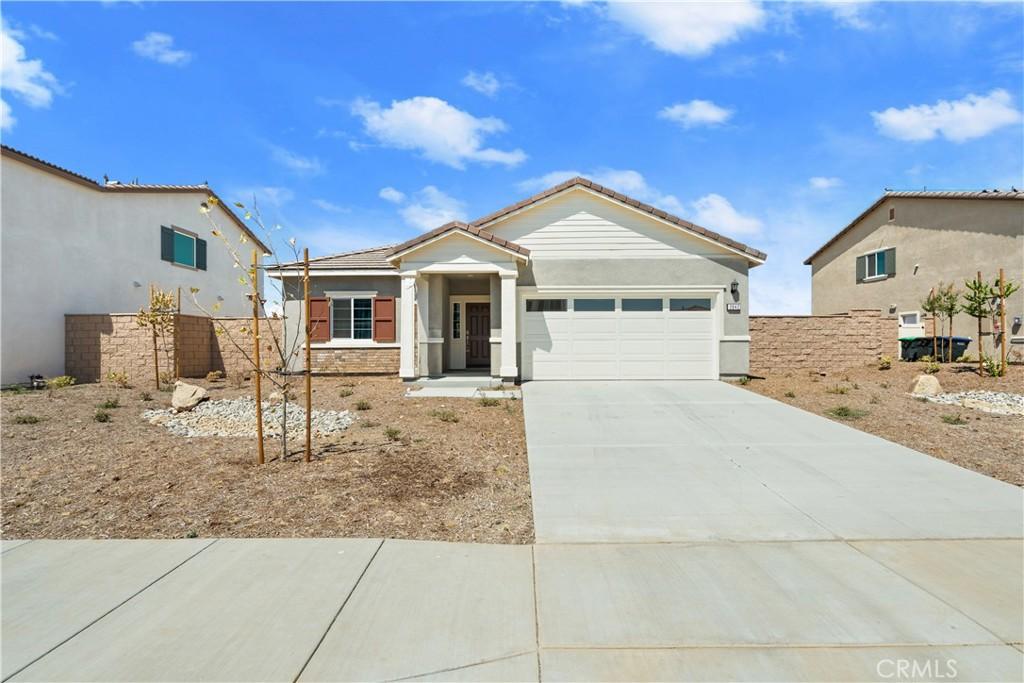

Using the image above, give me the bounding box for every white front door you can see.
[521,294,718,380]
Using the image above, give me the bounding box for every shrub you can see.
[737,376,751,385]
[354,400,371,411]
[825,384,849,395]
[783,391,796,398]
[159,371,175,386]
[955,354,974,363]
[339,388,354,398]
[384,427,402,441]
[918,355,934,363]
[941,414,967,425]
[825,405,867,420]
[47,375,76,389]
[431,409,459,423]
[139,391,153,402]
[206,370,224,382]
[981,355,1000,377]
[360,420,380,428]
[4,385,28,395]
[98,398,120,410]
[923,362,941,375]
[94,410,112,423]
[877,356,892,370]
[478,397,500,407]
[14,414,40,424]
[106,371,130,388]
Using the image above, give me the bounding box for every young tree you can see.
[920,287,941,360]
[992,274,1021,376]
[136,286,177,389]
[962,273,993,375]
[938,283,961,362]
[189,195,309,463]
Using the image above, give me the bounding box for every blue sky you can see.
[2,1,1022,313]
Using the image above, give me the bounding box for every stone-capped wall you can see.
[64,314,175,385]
[750,309,899,374]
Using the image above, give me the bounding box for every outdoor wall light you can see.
[730,279,739,297]
[133,281,142,288]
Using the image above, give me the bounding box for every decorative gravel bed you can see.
[923,391,1024,416]
[142,398,356,437]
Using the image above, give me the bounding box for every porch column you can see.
[415,273,432,376]
[499,272,518,380]
[399,273,417,379]
[489,274,501,377]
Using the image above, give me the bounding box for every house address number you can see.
[726,303,741,313]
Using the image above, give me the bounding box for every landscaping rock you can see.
[909,374,942,396]
[926,391,1024,416]
[143,397,355,437]
[171,381,209,412]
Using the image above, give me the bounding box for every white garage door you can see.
[522,295,717,380]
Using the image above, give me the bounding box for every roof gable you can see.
[388,221,529,262]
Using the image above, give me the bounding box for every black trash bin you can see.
[899,336,971,362]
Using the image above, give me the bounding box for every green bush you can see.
[98,398,120,410]
[14,414,41,424]
[737,376,750,385]
[825,405,867,420]
[384,427,402,441]
[478,397,500,407]
[339,388,354,398]
[360,420,380,428]
[354,400,371,411]
[825,384,849,395]
[139,391,153,402]
[877,356,892,370]
[783,391,796,398]
[923,362,941,375]
[941,414,967,425]
[106,371,130,388]
[981,355,1000,377]
[47,375,76,389]
[431,409,460,423]
[94,410,112,423]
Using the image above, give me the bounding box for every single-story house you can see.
[804,189,1024,354]
[269,177,767,381]
[0,145,271,386]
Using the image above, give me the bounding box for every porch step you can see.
[411,377,502,390]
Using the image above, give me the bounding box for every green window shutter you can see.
[855,255,866,283]
[196,238,207,271]
[884,247,895,276]
[160,226,175,262]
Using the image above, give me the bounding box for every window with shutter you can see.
[858,248,894,282]
[196,239,207,271]
[309,298,331,343]
[374,297,396,342]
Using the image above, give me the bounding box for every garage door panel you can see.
[523,294,717,380]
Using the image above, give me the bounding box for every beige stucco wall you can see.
[809,197,1024,355]
[1,156,263,385]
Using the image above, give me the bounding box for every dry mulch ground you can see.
[1,376,532,543]
[740,362,1024,486]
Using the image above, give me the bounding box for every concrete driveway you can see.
[522,380,1024,543]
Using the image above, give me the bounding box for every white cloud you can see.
[809,176,842,190]
[230,186,295,209]
[658,99,733,129]
[872,89,1022,143]
[1,21,61,130]
[378,187,406,204]
[269,145,324,175]
[691,193,763,235]
[351,96,527,169]
[823,2,873,30]
[131,32,192,66]
[517,168,685,215]
[399,186,467,231]
[461,70,503,97]
[605,1,765,57]
[312,199,347,213]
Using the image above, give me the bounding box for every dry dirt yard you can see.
[741,362,1023,486]
[1,376,532,543]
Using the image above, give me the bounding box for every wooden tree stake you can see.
[304,247,312,463]
[252,250,265,466]
[150,284,161,390]
[930,287,937,360]
[977,271,984,377]
[999,268,1007,376]
[174,286,182,379]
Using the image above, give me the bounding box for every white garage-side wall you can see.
[0,156,263,385]
[480,188,755,377]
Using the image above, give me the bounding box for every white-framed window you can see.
[899,311,920,326]
[331,297,373,340]
[865,249,887,278]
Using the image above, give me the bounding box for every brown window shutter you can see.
[374,297,396,342]
[309,297,331,343]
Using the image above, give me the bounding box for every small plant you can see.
[877,356,892,370]
[206,370,224,382]
[941,414,967,425]
[354,400,371,411]
[825,384,849,395]
[106,371,131,388]
[981,355,1000,378]
[955,354,974,363]
[880,382,889,389]
[139,391,153,402]
[159,371,175,386]
[185,530,198,539]
[736,376,751,385]
[825,405,867,420]
[360,420,380,428]
[229,373,246,389]
[478,397,500,407]
[918,355,934,363]
[94,409,112,423]
[14,414,41,424]
[923,362,941,375]
[3,385,28,395]
[869,394,881,405]
[98,398,120,410]
[914,396,929,403]
[431,409,460,423]
[783,390,796,398]
[339,388,354,398]
[47,375,76,389]
[384,427,402,441]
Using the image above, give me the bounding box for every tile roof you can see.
[389,221,530,259]
[471,176,767,262]
[276,245,399,271]
[804,189,1024,265]
[1,144,271,253]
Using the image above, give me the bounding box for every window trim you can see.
[621,298,664,312]
[170,226,198,269]
[860,248,890,280]
[572,298,615,312]
[669,297,713,312]
[327,292,377,342]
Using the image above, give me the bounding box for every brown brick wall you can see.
[176,314,212,378]
[750,309,900,374]
[310,347,400,375]
[210,317,284,379]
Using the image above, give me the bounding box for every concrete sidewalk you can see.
[2,536,1022,681]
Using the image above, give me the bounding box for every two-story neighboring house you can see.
[0,145,270,386]
[805,190,1024,356]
